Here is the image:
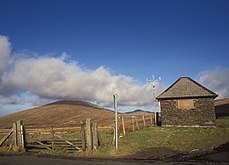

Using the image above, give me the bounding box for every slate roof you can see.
[156,77,218,100]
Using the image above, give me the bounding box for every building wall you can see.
[160,97,216,127]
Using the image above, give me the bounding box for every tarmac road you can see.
[0,155,160,165]
[0,155,228,165]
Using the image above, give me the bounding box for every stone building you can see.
[156,77,218,127]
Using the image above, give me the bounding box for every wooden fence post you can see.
[135,117,139,130]
[92,122,98,150]
[151,115,153,125]
[143,115,146,127]
[16,120,22,146]
[81,120,86,151]
[131,116,135,131]
[121,116,126,136]
[12,122,17,146]
[51,126,55,149]
[85,118,92,151]
[20,123,26,149]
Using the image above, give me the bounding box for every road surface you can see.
[1,155,229,165]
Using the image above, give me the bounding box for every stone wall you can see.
[160,97,216,127]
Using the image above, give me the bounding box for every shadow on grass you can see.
[214,141,229,152]
[122,147,181,160]
[121,141,229,163]
[169,142,229,162]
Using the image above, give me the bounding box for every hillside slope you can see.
[0,100,114,128]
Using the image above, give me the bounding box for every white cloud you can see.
[0,35,165,110]
[0,35,11,76]
[198,68,229,99]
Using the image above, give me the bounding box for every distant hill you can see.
[0,100,114,128]
[215,98,229,118]
[46,100,101,109]
[124,109,153,116]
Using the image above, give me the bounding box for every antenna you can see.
[146,74,161,126]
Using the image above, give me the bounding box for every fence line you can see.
[116,113,161,137]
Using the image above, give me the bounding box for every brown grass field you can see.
[0,100,154,129]
[0,101,115,128]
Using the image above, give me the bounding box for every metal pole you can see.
[113,94,118,150]
[146,75,161,126]
[153,82,157,126]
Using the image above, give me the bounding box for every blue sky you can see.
[0,0,229,115]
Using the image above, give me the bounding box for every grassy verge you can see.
[74,126,229,159]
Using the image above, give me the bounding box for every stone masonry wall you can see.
[160,98,216,127]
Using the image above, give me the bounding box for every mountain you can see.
[0,100,114,128]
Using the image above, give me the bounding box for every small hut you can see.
[156,77,218,127]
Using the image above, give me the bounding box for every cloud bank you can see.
[0,35,164,112]
[198,68,229,99]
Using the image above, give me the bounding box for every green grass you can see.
[78,126,229,159]
[216,116,229,128]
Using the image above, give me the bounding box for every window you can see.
[177,99,194,109]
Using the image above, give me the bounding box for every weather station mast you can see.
[113,94,118,150]
[146,75,161,126]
